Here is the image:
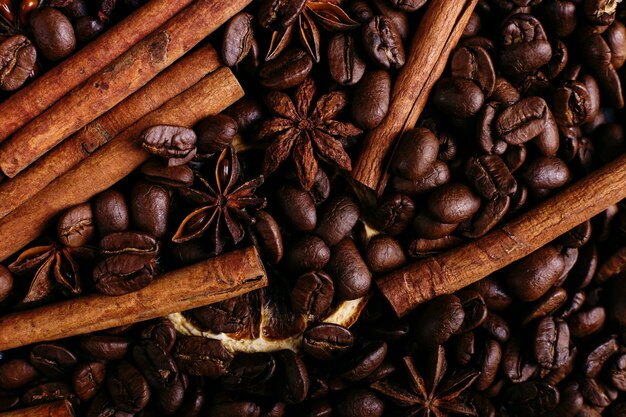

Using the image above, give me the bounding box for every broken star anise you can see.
[259,76,362,190]
[266,0,360,62]
[371,346,479,417]
[172,145,266,255]
[8,242,82,304]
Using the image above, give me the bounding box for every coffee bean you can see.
[503,335,538,383]
[581,377,617,408]
[0,35,37,91]
[0,392,19,412]
[459,194,510,239]
[259,48,313,90]
[521,287,568,325]
[131,182,170,238]
[275,349,309,404]
[481,312,511,343]
[391,128,439,181]
[195,114,238,155]
[188,295,251,333]
[222,12,254,67]
[470,277,513,311]
[475,338,502,391]
[0,265,13,302]
[283,235,330,272]
[451,44,496,96]
[504,245,565,302]
[457,290,488,332]
[521,156,571,190]
[499,14,552,76]
[609,352,626,391]
[569,306,606,338]
[207,401,261,417]
[154,379,184,415]
[99,231,159,258]
[408,236,463,257]
[582,335,619,378]
[0,359,38,389]
[336,388,384,417]
[72,361,106,402]
[492,77,521,106]
[303,324,354,361]
[22,381,75,407]
[432,77,485,118]
[426,182,481,223]
[391,160,451,195]
[222,352,276,390]
[606,20,626,69]
[93,190,130,236]
[496,97,549,145]
[74,16,106,44]
[291,271,334,316]
[141,125,197,166]
[93,253,155,296]
[553,81,594,127]
[341,341,387,381]
[371,0,409,39]
[534,317,570,370]
[173,336,233,377]
[140,319,177,353]
[478,101,508,155]
[466,155,517,199]
[80,335,131,361]
[30,8,76,61]
[584,0,618,26]
[141,160,194,187]
[57,203,95,247]
[365,235,405,274]
[327,237,371,300]
[30,343,77,378]
[107,361,151,413]
[412,211,458,239]
[351,70,391,129]
[257,0,307,30]
[133,340,178,389]
[373,193,415,236]
[412,294,464,348]
[252,211,283,264]
[503,381,559,417]
[277,185,317,232]
[314,195,359,246]
[327,33,365,86]
[362,15,405,69]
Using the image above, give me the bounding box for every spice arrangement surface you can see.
[0,0,626,416]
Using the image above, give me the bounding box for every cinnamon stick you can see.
[377,153,626,317]
[0,45,221,219]
[0,0,251,178]
[0,67,243,262]
[0,401,74,417]
[0,0,195,143]
[352,0,478,195]
[0,246,267,351]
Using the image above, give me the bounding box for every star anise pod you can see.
[371,346,480,417]
[172,145,266,255]
[266,0,359,62]
[8,242,82,303]
[259,76,362,190]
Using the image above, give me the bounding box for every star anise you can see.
[172,145,266,255]
[259,76,362,190]
[8,242,82,304]
[371,346,480,417]
[266,0,359,62]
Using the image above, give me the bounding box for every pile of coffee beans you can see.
[1,0,626,416]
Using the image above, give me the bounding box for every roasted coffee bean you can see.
[30,8,76,61]
[133,340,178,389]
[283,235,330,272]
[481,312,510,343]
[496,97,548,145]
[371,0,409,39]
[291,271,334,316]
[534,317,570,370]
[0,265,13,302]
[521,287,568,325]
[365,235,406,274]
[57,203,94,247]
[0,359,38,389]
[80,335,131,361]
[141,125,197,166]
[466,155,516,199]
[259,48,313,90]
[412,211,458,239]
[93,190,130,236]
[543,39,568,80]
[457,290,488,332]
[107,361,150,413]
[86,391,125,417]
[139,319,176,353]
[492,77,521,106]
[584,0,618,26]
[131,182,169,238]
[22,381,75,406]
[597,247,626,283]
[582,336,619,378]
[72,361,106,402]
[391,160,451,195]
[451,44,496,96]
[453,331,476,366]
[351,70,391,129]
[303,323,354,361]
[569,306,606,338]
[608,352,626,391]
[391,128,439,181]
[388,0,426,11]
[176,385,205,417]
[504,245,565,302]
[30,343,77,378]
[475,339,502,391]
[478,101,507,155]
[499,14,552,76]
[251,211,283,264]
[74,16,106,44]
[459,194,510,238]
[413,294,464,348]
[257,0,306,30]
[188,295,251,333]
[362,15,405,69]
[503,381,559,417]
[314,194,359,247]
[0,35,36,91]
[521,156,570,191]
[206,401,261,417]
[274,349,309,404]
[606,20,626,68]
[335,388,384,417]
[327,33,365,86]
[432,77,484,119]
[373,193,415,236]
[222,352,276,390]
[581,377,617,408]
[534,108,558,157]
[195,114,238,155]
[141,160,194,187]
[503,335,538,383]
[222,12,254,66]
[470,277,513,311]
[327,238,371,300]
[277,185,317,232]
[426,182,481,223]
[93,254,155,296]
[99,233,158,260]
[309,168,331,206]
[154,379,184,415]
[0,392,19,412]
[341,341,387,381]
[173,336,233,377]
[559,220,592,249]
[553,81,593,127]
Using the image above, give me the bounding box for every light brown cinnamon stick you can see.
[352,0,478,195]
[0,0,251,178]
[0,45,221,220]
[377,153,626,317]
[0,67,243,262]
[0,0,195,143]
[0,246,267,351]
[0,401,74,417]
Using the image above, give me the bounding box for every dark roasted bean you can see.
[259,49,313,90]
[72,361,106,402]
[303,324,354,361]
[362,15,405,69]
[327,34,365,86]
[30,8,76,61]
[351,70,391,129]
[0,35,36,91]
[173,336,233,377]
[327,237,371,300]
